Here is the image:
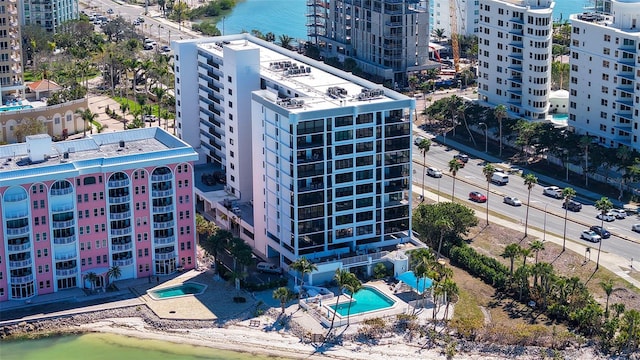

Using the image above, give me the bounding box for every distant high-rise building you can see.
[477,0,554,121]
[0,129,198,302]
[568,0,640,150]
[21,0,79,33]
[174,34,415,281]
[430,0,480,38]
[0,0,25,104]
[306,0,432,87]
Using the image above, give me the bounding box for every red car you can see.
[469,191,487,203]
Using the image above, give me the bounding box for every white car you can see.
[610,209,627,219]
[543,186,563,199]
[426,167,442,178]
[632,224,640,233]
[596,212,616,222]
[503,196,522,206]
[580,230,601,243]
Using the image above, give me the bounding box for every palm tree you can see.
[440,277,459,326]
[600,279,616,318]
[579,136,592,187]
[561,187,576,251]
[106,265,121,286]
[120,102,130,130]
[529,240,545,264]
[152,86,167,130]
[523,174,538,237]
[501,243,521,276]
[417,138,432,201]
[84,272,98,291]
[434,218,453,260]
[482,164,496,225]
[494,104,507,157]
[329,269,353,332]
[272,286,292,314]
[448,158,462,202]
[290,257,318,305]
[75,108,97,137]
[278,34,293,50]
[344,275,362,325]
[594,196,613,270]
[521,248,532,267]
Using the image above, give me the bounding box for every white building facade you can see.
[477,0,554,121]
[20,0,79,33]
[173,34,415,270]
[568,0,640,150]
[306,0,431,87]
[431,0,480,38]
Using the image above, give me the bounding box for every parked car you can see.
[562,199,582,212]
[503,196,522,206]
[454,154,469,163]
[143,43,154,50]
[256,262,282,274]
[610,209,627,219]
[426,167,442,178]
[590,225,611,239]
[469,191,487,203]
[580,230,601,243]
[596,212,616,222]
[107,8,114,14]
[543,186,563,199]
[632,224,640,233]
[160,45,171,53]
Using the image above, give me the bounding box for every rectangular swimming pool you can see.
[147,282,207,300]
[330,286,395,316]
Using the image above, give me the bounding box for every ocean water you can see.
[217,0,590,40]
[0,333,292,360]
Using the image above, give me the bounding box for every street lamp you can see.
[543,203,548,242]
[437,175,441,202]
[479,122,488,153]
[564,149,569,182]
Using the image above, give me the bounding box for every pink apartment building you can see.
[0,128,198,302]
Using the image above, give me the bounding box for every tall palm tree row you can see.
[523,174,538,237]
[594,197,613,270]
[482,163,496,225]
[417,138,431,201]
[494,104,507,157]
[561,187,576,252]
[448,158,462,202]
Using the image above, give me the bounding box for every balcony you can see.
[56,268,78,277]
[154,235,176,245]
[53,235,76,245]
[5,210,28,220]
[108,194,131,204]
[155,251,176,260]
[51,204,74,213]
[55,253,77,261]
[112,242,133,252]
[153,220,175,229]
[111,227,132,236]
[151,173,173,182]
[108,178,130,188]
[7,225,29,236]
[109,210,132,220]
[50,187,74,196]
[11,273,34,284]
[52,219,75,229]
[4,193,27,202]
[153,205,174,213]
[9,258,32,268]
[113,258,134,267]
[152,189,173,198]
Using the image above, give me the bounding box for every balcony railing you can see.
[56,268,78,277]
[52,219,75,229]
[113,258,134,267]
[151,173,173,182]
[55,253,77,261]
[109,210,132,220]
[152,189,173,198]
[9,258,32,268]
[7,242,30,252]
[53,235,76,245]
[108,194,131,204]
[112,242,133,252]
[11,273,34,284]
[153,205,174,213]
[155,251,176,260]
[51,204,74,213]
[5,210,28,219]
[153,220,175,229]
[154,235,176,245]
[4,193,27,202]
[50,187,74,196]
[7,225,29,236]
[111,227,132,236]
[108,179,130,188]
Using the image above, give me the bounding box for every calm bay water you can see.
[1,333,291,360]
[217,0,590,40]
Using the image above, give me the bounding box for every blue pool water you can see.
[0,104,33,112]
[552,114,568,121]
[330,286,395,316]
[148,282,207,300]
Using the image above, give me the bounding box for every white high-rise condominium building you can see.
[173,34,415,281]
[431,0,480,38]
[21,0,78,33]
[306,0,431,87]
[477,0,554,121]
[568,0,640,150]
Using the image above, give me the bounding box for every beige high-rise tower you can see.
[0,0,24,104]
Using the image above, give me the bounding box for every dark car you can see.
[454,154,469,163]
[562,199,582,212]
[590,225,611,239]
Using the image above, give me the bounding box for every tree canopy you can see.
[412,202,478,251]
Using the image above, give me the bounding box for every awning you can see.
[397,271,433,295]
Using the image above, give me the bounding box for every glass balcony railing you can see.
[56,268,78,277]
[9,258,32,268]
[11,273,34,284]
[154,235,176,245]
